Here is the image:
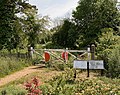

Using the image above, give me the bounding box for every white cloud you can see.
[29,0,79,19]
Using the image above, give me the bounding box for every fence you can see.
[28,44,96,64]
[0,52,29,59]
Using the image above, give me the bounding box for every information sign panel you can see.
[89,60,104,69]
[73,60,87,69]
[74,60,104,69]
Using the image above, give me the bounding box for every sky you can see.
[28,0,79,19]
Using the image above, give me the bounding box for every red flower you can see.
[24,77,42,95]
[25,82,32,88]
[32,77,39,87]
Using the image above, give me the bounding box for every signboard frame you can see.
[73,60,104,70]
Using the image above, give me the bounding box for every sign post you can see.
[87,46,90,77]
[87,61,89,77]
[73,60,104,77]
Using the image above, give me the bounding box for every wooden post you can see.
[65,48,68,64]
[30,47,33,59]
[28,46,33,59]
[91,44,95,60]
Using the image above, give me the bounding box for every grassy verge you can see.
[0,68,61,95]
[40,68,120,95]
[0,56,31,78]
[0,85,27,95]
[0,67,120,95]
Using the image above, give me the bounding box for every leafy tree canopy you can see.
[72,0,120,47]
[52,19,78,49]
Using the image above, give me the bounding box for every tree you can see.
[72,0,120,47]
[52,19,78,49]
[0,0,16,51]
[0,0,37,51]
[0,0,50,51]
[20,8,50,48]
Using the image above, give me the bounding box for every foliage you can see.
[24,77,42,95]
[44,41,63,49]
[52,19,78,49]
[107,45,120,78]
[21,12,50,48]
[96,28,120,63]
[0,0,17,51]
[0,0,32,51]
[0,0,50,51]
[0,85,27,95]
[40,68,120,95]
[75,77,120,95]
[51,63,73,71]
[0,56,30,78]
[32,57,44,65]
[72,0,120,47]
[96,28,120,78]
[40,68,75,95]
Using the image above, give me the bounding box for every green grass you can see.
[0,56,31,78]
[0,85,27,95]
[40,69,120,95]
[0,66,120,95]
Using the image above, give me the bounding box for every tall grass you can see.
[0,85,27,95]
[0,57,31,78]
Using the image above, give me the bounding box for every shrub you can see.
[96,28,120,77]
[40,68,76,95]
[96,28,120,64]
[24,77,42,95]
[107,45,120,78]
[51,63,73,71]
[40,68,120,94]
[75,77,120,95]
[32,57,44,65]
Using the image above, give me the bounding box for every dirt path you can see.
[0,65,98,87]
[0,65,43,87]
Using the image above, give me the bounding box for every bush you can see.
[40,68,76,95]
[32,57,44,65]
[75,77,120,95]
[96,28,120,77]
[96,28,120,64]
[51,63,73,71]
[24,77,42,95]
[107,45,120,78]
[40,68,120,95]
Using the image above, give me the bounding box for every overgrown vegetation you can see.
[96,28,120,78]
[0,56,31,78]
[0,67,120,95]
[0,85,27,95]
[40,68,120,95]
[0,0,120,94]
[107,45,120,78]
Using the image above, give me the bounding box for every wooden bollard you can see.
[91,44,95,60]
